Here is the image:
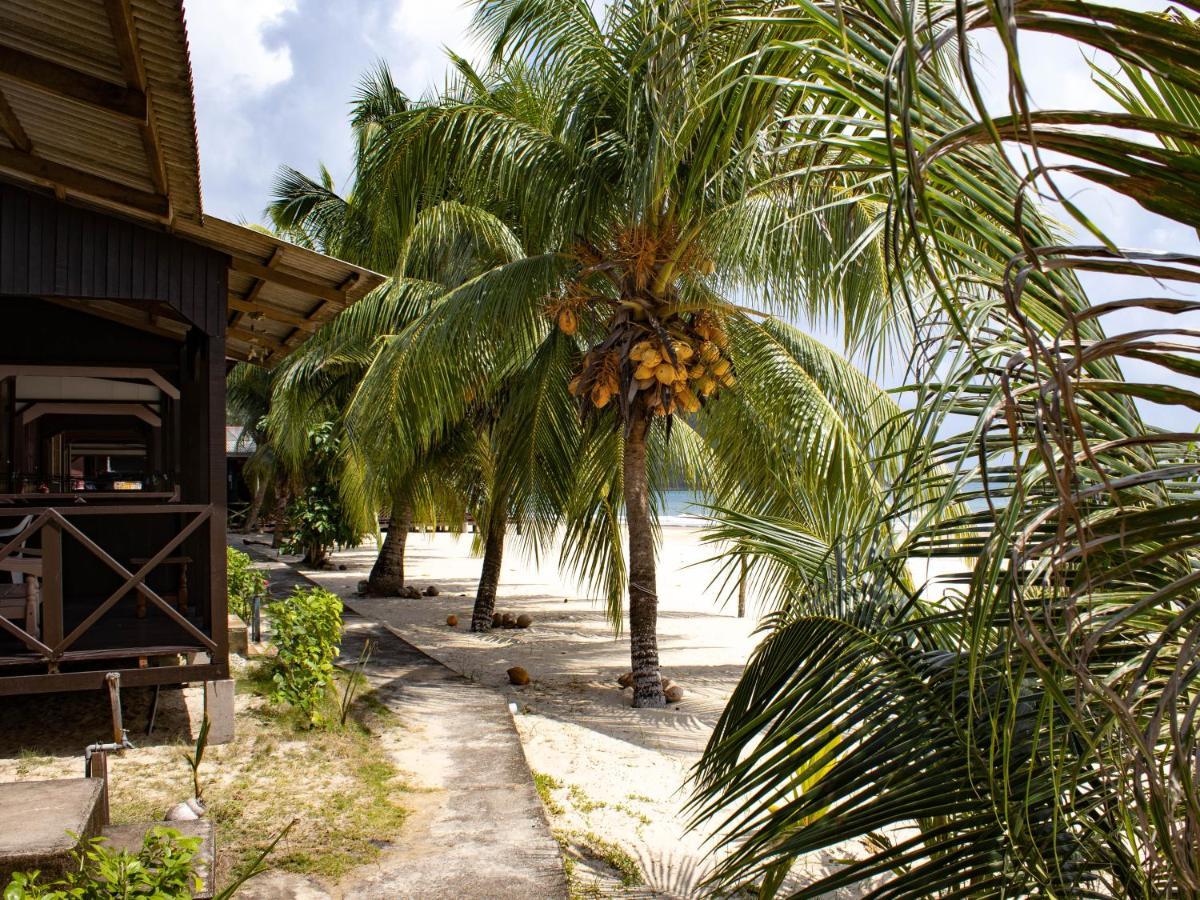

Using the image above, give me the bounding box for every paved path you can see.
[236,544,567,900]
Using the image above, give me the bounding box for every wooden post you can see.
[737,557,747,619]
[87,750,109,826]
[40,521,62,654]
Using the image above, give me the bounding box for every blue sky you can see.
[184,1,1197,427]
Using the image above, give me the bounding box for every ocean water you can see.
[658,490,710,528]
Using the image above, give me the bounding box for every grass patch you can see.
[554,828,643,890]
[554,832,603,899]
[579,831,642,887]
[108,660,411,888]
[533,772,565,816]
[15,748,51,777]
[612,802,652,827]
[567,783,606,814]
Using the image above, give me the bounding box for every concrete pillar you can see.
[204,679,235,745]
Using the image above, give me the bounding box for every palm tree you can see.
[690,1,1200,895]
[226,362,278,533]
[269,64,586,612]
[350,1,900,706]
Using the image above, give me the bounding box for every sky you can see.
[184,1,1197,426]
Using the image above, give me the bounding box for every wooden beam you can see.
[101,0,167,198]
[225,326,283,350]
[20,401,161,427]
[0,44,146,121]
[0,145,167,216]
[227,297,318,332]
[265,271,363,365]
[102,0,146,88]
[228,256,347,305]
[41,297,186,340]
[229,246,281,332]
[0,365,179,399]
[0,87,31,153]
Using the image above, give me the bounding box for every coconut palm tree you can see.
[689,1,1200,895]
[349,1,902,706]
[268,64,589,613]
[226,362,278,533]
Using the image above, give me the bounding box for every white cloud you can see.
[184,0,296,100]
[184,0,299,216]
[383,0,479,95]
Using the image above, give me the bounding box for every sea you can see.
[658,490,710,528]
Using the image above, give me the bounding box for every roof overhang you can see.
[0,0,385,364]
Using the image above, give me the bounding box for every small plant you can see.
[338,639,374,727]
[577,832,642,888]
[183,715,211,802]
[265,586,343,726]
[4,827,202,898]
[533,772,565,816]
[227,547,267,621]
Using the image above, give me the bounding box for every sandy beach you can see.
[234,525,870,897]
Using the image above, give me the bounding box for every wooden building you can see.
[0,0,384,698]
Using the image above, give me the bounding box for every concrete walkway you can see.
[237,545,567,900]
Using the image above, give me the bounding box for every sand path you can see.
[234,528,871,897]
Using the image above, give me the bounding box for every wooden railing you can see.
[0,505,215,671]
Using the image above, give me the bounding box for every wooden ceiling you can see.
[0,0,384,364]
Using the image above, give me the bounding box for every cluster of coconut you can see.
[492,610,534,629]
[617,671,686,703]
[568,311,734,417]
[355,579,429,600]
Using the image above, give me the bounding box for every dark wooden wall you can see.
[0,181,227,336]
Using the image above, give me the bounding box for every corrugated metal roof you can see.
[0,0,386,364]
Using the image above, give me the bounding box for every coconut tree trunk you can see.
[624,414,665,708]
[243,475,269,534]
[737,556,748,618]
[471,514,507,632]
[270,483,290,549]
[369,499,411,595]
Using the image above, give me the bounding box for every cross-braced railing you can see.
[0,505,216,670]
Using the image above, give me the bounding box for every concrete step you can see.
[0,778,104,881]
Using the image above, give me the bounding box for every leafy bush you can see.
[3,827,201,898]
[227,547,267,621]
[280,423,362,567]
[265,586,343,725]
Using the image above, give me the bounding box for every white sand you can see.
[244,527,873,897]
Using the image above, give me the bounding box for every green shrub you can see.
[3,827,201,898]
[227,547,267,621]
[280,422,362,567]
[265,586,343,726]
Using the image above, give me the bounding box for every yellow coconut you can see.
[636,376,657,391]
[557,308,578,335]
[655,363,676,385]
[700,341,720,364]
[634,363,656,381]
[641,349,662,368]
[711,358,731,376]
